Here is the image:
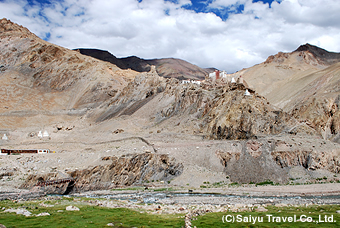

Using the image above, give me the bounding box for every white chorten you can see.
[38,131,43,138]
[231,77,236,83]
[43,130,49,137]
[2,134,8,140]
[244,89,251,96]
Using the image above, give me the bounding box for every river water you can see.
[73,191,340,206]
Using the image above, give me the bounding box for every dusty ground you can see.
[1,118,340,203]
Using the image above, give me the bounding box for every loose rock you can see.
[66,206,80,211]
[36,212,50,217]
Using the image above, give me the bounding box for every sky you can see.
[0,0,340,72]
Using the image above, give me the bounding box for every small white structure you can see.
[38,131,43,138]
[2,134,8,140]
[43,130,49,137]
[192,80,201,85]
[220,71,228,78]
[231,77,236,83]
[38,149,50,154]
[181,79,201,85]
[244,89,251,96]
[209,72,216,78]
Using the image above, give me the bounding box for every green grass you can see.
[152,187,175,192]
[192,205,340,228]
[1,200,340,228]
[316,176,328,181]
[0,200,184,228]
[199,181,228,189]
[211,181,226,187]
[255,180,275,186]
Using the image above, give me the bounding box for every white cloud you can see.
[208,0,249,9]
[275,0,340,28]
[0,0,340,72]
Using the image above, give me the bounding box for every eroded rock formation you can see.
[215,138,340,184]
[92,67,301,140]
[202,84,295,140]
[20,153,183,194]
[290,93,340,142]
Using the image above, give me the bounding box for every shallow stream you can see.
[73,191,340,205]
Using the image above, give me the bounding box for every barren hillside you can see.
[0,19,339,193]
[229,44,340,142]
[0,18,138,129]
[229,44,340,105]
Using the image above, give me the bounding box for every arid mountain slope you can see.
[288,62,340,142]
[229,44,340,141]
[0,18,138,129]
[89,67,301,140]
[76,48,212,80]
[230,44,340,106]
[0,18,324,140]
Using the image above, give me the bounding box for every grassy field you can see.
[0,198,184,228]
[0,198,339,228]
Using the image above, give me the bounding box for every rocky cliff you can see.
[202,84,296,140]
[215,137,340,184]
[20,153,183,194]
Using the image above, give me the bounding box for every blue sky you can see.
[182,0,278,20]
[22,0,278,22]
[0,0,339,72]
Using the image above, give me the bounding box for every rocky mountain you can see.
[3,17,291,140]
[88,66,302,140]
[230,44,340,104]
[0,18,138,129]
[229,43,340,142]
[76,48,212,80]
[1,18,315,141]
[294,43,340,65]
[0,18,339,192]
